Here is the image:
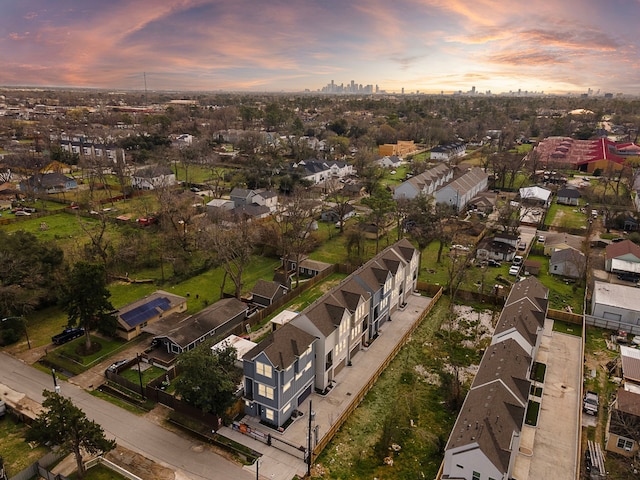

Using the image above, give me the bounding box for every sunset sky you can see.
[1,0,639,95]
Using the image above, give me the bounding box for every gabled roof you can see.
[229,187,255,198]
[505,276,549,312]
[437,167,487,195]
[23,172,74,188]
[251,279,284,300]
[606,239,640,261]
[447,383,526,474]
[494,299,545,347]
[557,188,581,199]
[550,247,586,267]
[519,186,551,202]
[243,322,316,370]
[614,388,640,417]
[146,298,247,348]
[302,301,348,337]
[471,338,532,406]
[133,165,173,178]
[118,290,186,329]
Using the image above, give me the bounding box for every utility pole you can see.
[51,368,60,394]
[307,400,314,477]
[137,353,146,400]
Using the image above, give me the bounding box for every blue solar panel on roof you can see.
[120,297,171,327]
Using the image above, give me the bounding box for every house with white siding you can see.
[392,163,452,201]
[443,277,548,480]
[435,167,488,211]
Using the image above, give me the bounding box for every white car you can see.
[14,210,31,216]
[508,265,521,276]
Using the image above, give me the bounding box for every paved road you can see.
[0,352,253,480]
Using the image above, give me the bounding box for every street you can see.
[0,352,253,480]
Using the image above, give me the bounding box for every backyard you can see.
[314,298,494,478]
[0,415,50,478]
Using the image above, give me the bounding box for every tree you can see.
[175,343,240,417]
[60,262,116,352]
[27,391,116,479]
[362,186,395,253]
[206,215,257,299]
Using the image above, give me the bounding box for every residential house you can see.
[523,259,541,276]
[242,323,317,427]
[251,279,288,308]
[589,282,640,335]
[606,388,640,457]
[620,345,640,384]
[146,298,248,356]
[467,191,497,214]
[476,237,517,262]
[605,239,640,274]
[131,165,176,190]
[297,258,333,278]
[393,163,452,201]
[20,173,78,194]
[435,167,488,211]
[230,188,257,207]
[252,190,278,212]
[443,277,547,480]
[519,186,552,208]
[429,142,467,161]
[377,155,402,169]
[242,239,419,426]
[556,188,581,206]
[549,247,586,279]
[320,204,356,223]
[543,232,584,256]
[115,291,187,341]
[292,159,353,185]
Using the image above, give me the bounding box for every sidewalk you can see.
[218,293,435,479]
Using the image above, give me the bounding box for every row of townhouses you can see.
[241,239,421,428]
[442,277,549,480]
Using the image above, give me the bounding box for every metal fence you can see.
[8,450,66,480]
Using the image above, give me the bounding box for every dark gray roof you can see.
[447,383,525,474]
[251,279,282,300]
[243,322,316,370]
[494,299,545,347]
[557,188,581,198]
[134,165,173,178]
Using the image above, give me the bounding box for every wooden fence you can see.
[311,287,444,462]
[547,309,583,325]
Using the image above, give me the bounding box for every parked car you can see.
[106,359,129,374]
[51,327,85,345]
[487,260,502,267]
[583,391,599,415]
[508,265,521,276]
[513,255,523,266]
[14,210,31,216]
[617,272,639,283]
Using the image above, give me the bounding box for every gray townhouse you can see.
[443,277,548,480]
[242,239,420,425]
[242,323,317,428]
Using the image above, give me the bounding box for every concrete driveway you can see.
[512,319,582,480]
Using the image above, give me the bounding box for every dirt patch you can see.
[105,444,175,480]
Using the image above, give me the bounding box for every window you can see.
[258,384,274,400]
[256,362,272,379]
[617,437,634,451]
[472,472,480,480]
[265,408,274,421]
[283,402,291,413]
[283,380,291,393]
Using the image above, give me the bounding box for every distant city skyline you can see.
[1,1,639,95]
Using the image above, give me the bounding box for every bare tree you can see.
[206,215,257,299]
[266,188,318,287]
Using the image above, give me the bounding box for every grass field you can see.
[526,254,585,313]
[69,462,128,480]
[315,298,463,479]
[0,415,50,477]
[544,202,588,230]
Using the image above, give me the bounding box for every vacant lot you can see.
[314,298,494,478]
[0,415,50,477]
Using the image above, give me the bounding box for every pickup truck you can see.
[51,327,85,345]
[583,391,599,415]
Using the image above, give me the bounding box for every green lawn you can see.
[316,298,458,479]
[42,335,129,374]
[530,362,546,383]
[552,320,582,336]
[544,201,588,230]
[525,400,540,426]
[119,364,165,385]
[0,415,50,477]
[527,254,584,313]
[69,462,129,480]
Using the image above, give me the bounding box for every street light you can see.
[1,316,31,349]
